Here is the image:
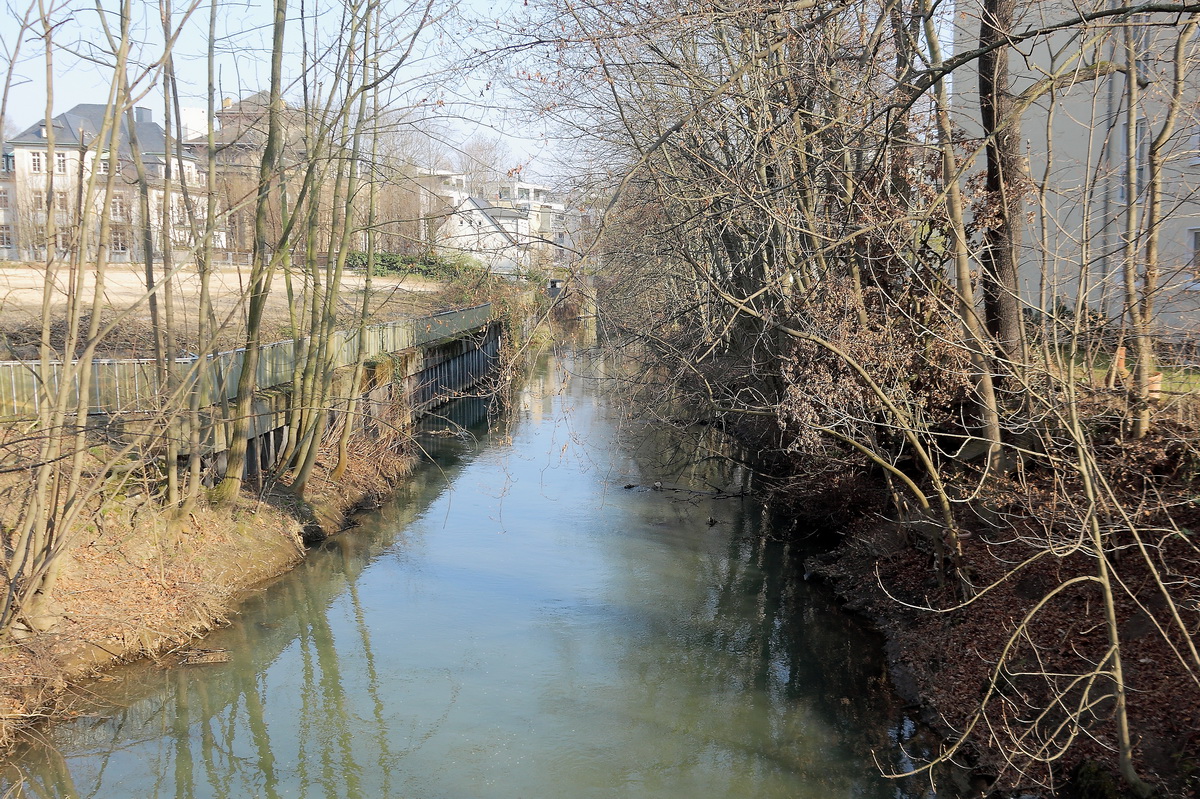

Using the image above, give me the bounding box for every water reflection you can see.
[2,349,923,798]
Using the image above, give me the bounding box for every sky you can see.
[1,0,559,176]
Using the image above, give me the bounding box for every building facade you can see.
[415,174,585,275]
[950,1,1200,343]
[1,104,209,263]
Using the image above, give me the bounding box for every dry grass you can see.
[0,261,447,357]
[0,493,308,747]
[0,397,422,749]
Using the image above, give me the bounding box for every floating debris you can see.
[178,648,231,666]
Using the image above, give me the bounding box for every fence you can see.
[0,303,493,419]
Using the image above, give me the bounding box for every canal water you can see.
[2,348,928,798]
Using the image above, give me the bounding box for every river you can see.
[1,347,930,798]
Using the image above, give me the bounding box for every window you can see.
[99,158,110,174]
[32,190,45,210]
[111,227,128,253]
[1,154,12,173]
[1119,119,1151,203]
[1134,119,1149,195]
[55,191,69,212]
[55,231,69,251]
[0,225,11,248]
[0,189,8,209]
[30,152,43,173]
[55,152,66,174]
[1133,20,1153,83]
[110,193,128,220]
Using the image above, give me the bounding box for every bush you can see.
[346,251,486,280]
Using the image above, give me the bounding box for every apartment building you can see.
[0,104,209,262]
[413,174,585,274]
[494,179,584,269]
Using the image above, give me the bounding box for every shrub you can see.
[346,251,487,280]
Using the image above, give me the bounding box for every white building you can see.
[1,104,209,263]
[415,173,585,275]
[496,179,581,263]
[443,197,531,274]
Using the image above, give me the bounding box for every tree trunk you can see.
[978,0,1026,363]
[213,0,288,503]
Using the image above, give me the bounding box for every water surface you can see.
[3,349,924,798]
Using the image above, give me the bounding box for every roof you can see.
[480,202,528,220]
[191,90,304,154]
[8,105,165,156]
[222,90,272,116]
[458,197,526,247]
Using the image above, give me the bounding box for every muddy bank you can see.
[0,439,415,749]
[803,514,1200,798]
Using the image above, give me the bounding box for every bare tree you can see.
[522,0,1200,791]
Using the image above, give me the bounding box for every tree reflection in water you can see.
[0,350,927,799]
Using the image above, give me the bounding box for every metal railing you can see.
[0,303,492,418]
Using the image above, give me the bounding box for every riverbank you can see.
[0,282,531,750]
[0,436,417,749]
[0,345,925,798]
[804,506,1200,798]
